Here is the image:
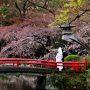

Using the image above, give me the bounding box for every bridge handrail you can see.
[0,58,87,72]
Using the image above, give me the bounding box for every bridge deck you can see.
[0,67,54,74]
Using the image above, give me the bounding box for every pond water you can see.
[0,75,88,90]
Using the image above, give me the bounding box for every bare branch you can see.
[69,9,90,24]
[23,0,29,16]
[15,1,22,16]
[43,0,49,8]
[71,38,90,53]
[28,0,55,16]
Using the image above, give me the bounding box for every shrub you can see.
[0,6,10,19]
[49,73,87,90]
[0,6,14,26]
[64,54,81,61]
[85,56,90,69]
[49,73,70,90]
[0,39,7,51]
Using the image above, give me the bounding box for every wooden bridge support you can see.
[36,75,46,90]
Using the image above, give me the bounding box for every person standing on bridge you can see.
[55,47,63,71]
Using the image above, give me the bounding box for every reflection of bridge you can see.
[0,58,87,90]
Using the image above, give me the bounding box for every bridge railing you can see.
[0,58,87,72]
[44,60,87,72]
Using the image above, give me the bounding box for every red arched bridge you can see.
[0,58,86,74]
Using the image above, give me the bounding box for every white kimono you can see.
[56,47,63,71]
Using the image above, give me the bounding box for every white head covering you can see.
[58,47,63,55]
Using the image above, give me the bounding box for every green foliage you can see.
[50,73,70,90]
[49,73,87,90]
[49,0,86,26]
[49,9,69,26]
[87,69,90,76]
[0,6,9,14]
[64,54,81,61]
[86,56,90,69]
[69,73,87,86]
[0,5,15,26]
[2,21,14,26]
[0,75,8,80]
[0,6,10,19]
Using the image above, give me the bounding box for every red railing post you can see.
[55,60,57,72]
[84,61,87,72]
[46,59,50,68]
[17,61,19,67]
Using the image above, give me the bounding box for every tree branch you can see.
[43,0,49,8]
[28,0,55,16]
[69,9,90,24]
[15,1,22,16]
[23,0,29,17]
[71,38,90,53]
